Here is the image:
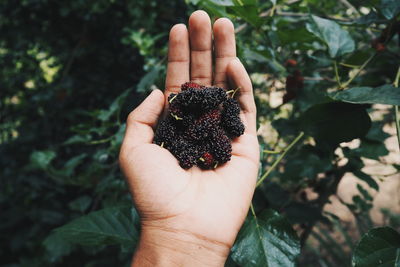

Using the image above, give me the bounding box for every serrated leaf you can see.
[330,85,400,105]
[352,227,400,267]
[54,206,140,250]
[299,102,371,145]
[306,15,355,58]
[380,0,400,20]
[231,209,300,267]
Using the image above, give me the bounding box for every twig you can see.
[256,132,304,187]
[340,53,377,89]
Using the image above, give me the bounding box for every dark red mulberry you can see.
[181,82,203,91]
[153,82,244,170]
[198,152,215,169]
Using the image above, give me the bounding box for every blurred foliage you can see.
[1,0,400,266]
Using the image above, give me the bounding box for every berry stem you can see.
[169,94,177,103]
[225,87,241,98]
[170,113,183,120]
[231,87,241,98]
[213,162,218,169]
[256,131,304,187]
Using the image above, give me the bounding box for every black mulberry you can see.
[153,82,245,170]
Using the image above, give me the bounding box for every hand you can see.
[119,10,259,266]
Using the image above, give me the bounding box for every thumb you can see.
[122,89,165,149]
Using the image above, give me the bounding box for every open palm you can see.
[119,10,259,261]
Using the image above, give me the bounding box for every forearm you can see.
[132,226,230,267]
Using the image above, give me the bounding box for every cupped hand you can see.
[119,10,259,266]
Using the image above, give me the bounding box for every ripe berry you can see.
[198,152,215,169]
[153,82,244,170]
[181,82,203,91]
[285,59,297,67]
[184,109,221,141]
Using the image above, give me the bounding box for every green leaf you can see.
[299,102,371,145]
[137,65,162,93]
[229,5,262,27]
[352,227,400,267]
[354,140,389,160]
[306,15,355,58]
[355,11,381,25]
[231,209,300,267]
[68,195,92,213]
[43,232,73,262]
[207,0,235,5]
[30,150,56,170]
[63,134,92,145]
[54,206,140,250]
[331,85,400,105]
[63,154,87,176]
[98,89,130,121]
[380,0,400,20]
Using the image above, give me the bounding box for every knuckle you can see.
[127,110,139,125]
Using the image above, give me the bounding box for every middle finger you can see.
[189,11,213,86]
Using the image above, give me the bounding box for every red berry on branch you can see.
[285,59,297,67]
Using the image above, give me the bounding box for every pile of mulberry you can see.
[154,82,245,169]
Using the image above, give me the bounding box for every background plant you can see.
[1,0,399,266]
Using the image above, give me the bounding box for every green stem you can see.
[341,53,376,89]
[256,132,304,187]
[333,60,342,88]
[394,66,400,151]
[89,137,112,145]
[250,203,256,217]
[263,150,281,154]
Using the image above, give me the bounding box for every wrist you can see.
[132,224,230,267]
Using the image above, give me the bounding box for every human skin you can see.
[119,10,259,266]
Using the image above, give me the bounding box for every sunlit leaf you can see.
[379,0,400,20]
[306,15,355,58]
[330,85,400,105]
